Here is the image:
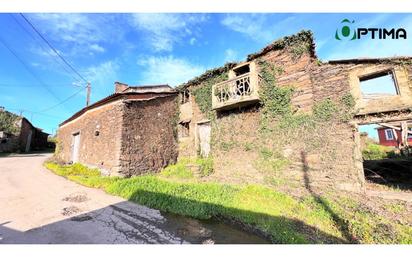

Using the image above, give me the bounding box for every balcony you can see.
[212,72,261,110]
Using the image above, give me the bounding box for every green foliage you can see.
[44,162,100,177]
[45,161,412,244]
[195,157,214,177]
[160,158,194,179]
[259,60,293,121]
[255,147,290,186]
[362,143,394,160]
[327,195,412,244]
[289,41,312,60]
[243,142,255,151]
[313,98,338,121]
[219,140,238,152]
[191,73,228,118]
[0,110,19,134]
[160,157,214,179]
[340,93,356,109]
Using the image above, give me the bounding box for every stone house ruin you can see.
[56,83,178,176]
[177,30,412,192]
[0,108,49,153]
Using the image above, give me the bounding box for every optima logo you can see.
[335,19,407,40]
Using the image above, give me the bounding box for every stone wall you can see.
[177,32,412,192]
[119,95,178,176]
[57,101,124,175]
[18,118,33,152]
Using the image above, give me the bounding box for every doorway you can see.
[71,132,81,163]
[25,130,32,153]
[197,121,211,157]
[358,121,412,191]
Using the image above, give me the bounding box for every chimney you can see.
[114,82,128,93]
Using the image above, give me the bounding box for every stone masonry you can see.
[57,84,178,176]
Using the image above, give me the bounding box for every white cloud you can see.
[137,55,204,87]
[83,60,120,101]
[131,13,208,52]
[89,44,105,53]
[189,37,197,45]
[221,14,276,42]
[28,13,119,54]
[224,48,238,62]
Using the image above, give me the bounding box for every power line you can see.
[0,35,63,103]
[19,13,88,84]
[37,86,86,113]
[0,83,80,88]
[9,14,84,85]
[0,35,87,114]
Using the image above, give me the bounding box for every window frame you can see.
[179,121,190,138]
[384,128,395,140]
[359,69,400,99]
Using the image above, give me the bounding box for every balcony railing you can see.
[212,72,260,110]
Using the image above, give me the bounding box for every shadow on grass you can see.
[126,190,348,244]
[300,150,358,243]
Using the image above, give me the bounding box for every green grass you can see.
[44,162,412,244]
[159,157,214,179]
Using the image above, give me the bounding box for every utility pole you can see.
[86,82,91,107]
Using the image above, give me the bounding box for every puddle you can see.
[160,212,270,244]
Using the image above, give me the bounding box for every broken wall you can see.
[119,95,179,176]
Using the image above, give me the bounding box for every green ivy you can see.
[191,72,228,118]
[258,60,294,121]
[313,98,338,121]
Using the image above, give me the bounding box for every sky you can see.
[0,13,411,137]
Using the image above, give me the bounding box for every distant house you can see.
[56,82,178,177]
[0,109,49,153]
[376,126,412,147]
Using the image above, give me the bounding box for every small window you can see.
[359,70,398,100]
[179,122,190,138]
[180,89,190,104]
[408,128,412,139]
[385,129,395,140]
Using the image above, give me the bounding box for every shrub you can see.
[362,143,394,160]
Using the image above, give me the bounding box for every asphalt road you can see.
[0,153,201,244]
[0,153,268,244]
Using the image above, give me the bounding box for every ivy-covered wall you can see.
[176,29,412,193]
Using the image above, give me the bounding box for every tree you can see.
[0,110,19,134]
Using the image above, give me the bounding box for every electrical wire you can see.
[0,35,63,103]
[9,14,84,86]
[19,13,88,84]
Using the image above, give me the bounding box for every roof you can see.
[178,30,316,90]
[328,56,412,64]
[116,83,176,93]
[59,88,177,127]
[246,30,316,61]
